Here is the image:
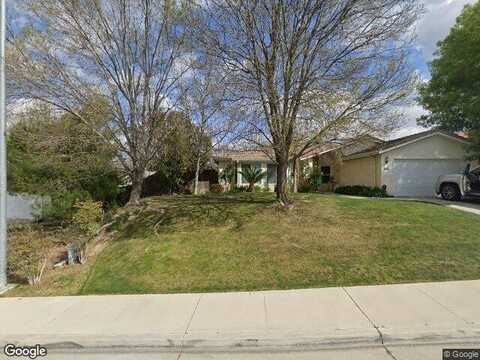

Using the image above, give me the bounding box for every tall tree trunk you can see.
[276,159,290,205]
[128,167,144,206]
[193,156,201,195]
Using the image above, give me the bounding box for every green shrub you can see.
[229,185,249,193]
[219,162,236,187]
[40,190,91,224]
[306,167,323,191]
[72,200,104,236]
[301,167,333,192]
[8,226,51,285]
[334,185,390,198]
[7,104,121,222]
[298,182,313,193]
[240,166,267,192]
[182,187,192,195]
[209,184,224,194]
[253,185,263,193]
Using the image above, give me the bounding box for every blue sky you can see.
[393,0,476,138]
[8,0,476,139]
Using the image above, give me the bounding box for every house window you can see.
[267,164,277,184]
[321,166,331,183]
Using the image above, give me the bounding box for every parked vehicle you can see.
[436,164,480,201]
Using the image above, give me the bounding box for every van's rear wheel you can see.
[441,183,461,201]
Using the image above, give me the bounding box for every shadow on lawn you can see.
[110,193,277,240]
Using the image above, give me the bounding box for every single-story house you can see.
[301,129,471,197]
[214,129,473,197]
[214,149,292,191]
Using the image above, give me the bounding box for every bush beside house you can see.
[335,185,390,198]
[7,102,121,224]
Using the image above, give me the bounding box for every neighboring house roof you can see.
[344,129,469,160]
[213,149,275,162]
[214,140,367,163]
[212,130,467,164]
[300,134,384,160]
[300,143,341,160]
[336,134,384,146]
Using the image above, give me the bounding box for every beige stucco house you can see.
[301,129,471,197]
[214,129,472,197]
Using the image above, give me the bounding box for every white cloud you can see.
[393,0,475,139]
[390,103,430,139]
[416,0,475,61]
[390,125,428,139]
[7,98,36,116]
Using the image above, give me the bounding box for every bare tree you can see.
[288,89,407,192]
[197,0,420,205]
[7,0,192,204]
[179,63,237,195]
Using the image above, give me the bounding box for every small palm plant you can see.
[240,166,266,192]
[219,162,236,191]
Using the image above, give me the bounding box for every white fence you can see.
[7,193,46,222]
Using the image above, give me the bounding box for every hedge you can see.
[334,185,390,198]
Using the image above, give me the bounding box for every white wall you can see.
[7,193,46,222]
[381,134,468,196]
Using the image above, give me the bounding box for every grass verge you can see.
[6,193,480,297]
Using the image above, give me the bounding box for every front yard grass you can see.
[6,193,480,297]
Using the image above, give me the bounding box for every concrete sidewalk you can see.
[339,194,480,215]
[1,280,480,352]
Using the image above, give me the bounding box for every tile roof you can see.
[213,149,275,162]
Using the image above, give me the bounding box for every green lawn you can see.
[6,193,480,297]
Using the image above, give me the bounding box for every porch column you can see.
[237,161,242,187]
[261,162,268,186]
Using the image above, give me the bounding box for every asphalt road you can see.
[7,343,476,360]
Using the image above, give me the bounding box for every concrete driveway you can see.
[409,197,480,216]
[341,194,480,216]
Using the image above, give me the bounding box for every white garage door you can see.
[393,159,467,197]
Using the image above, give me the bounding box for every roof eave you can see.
[343,150,380,161]
[378,131,469,155]
[300,146,340,161]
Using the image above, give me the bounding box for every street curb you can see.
[0,331,381,351]
[2,327,479,353]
